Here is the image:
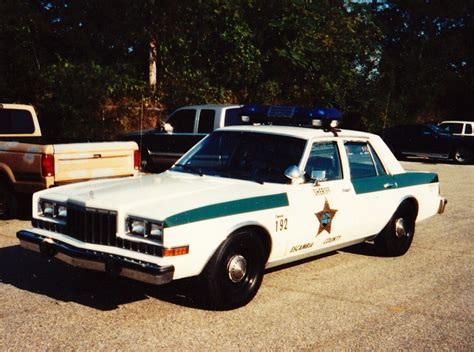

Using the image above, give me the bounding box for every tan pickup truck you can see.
[0,103,139,218]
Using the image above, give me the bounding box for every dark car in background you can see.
[381,124,473,164]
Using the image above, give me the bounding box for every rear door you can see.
[343,140,398,237]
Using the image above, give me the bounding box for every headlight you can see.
[129,219,146,236]
[38,199,67,220]
[126,217,164,244]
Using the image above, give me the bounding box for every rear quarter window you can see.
[224,108,248,126]
[197,109,215,133]
[465,124,472,135]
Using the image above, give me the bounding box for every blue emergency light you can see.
[239,104,342,129]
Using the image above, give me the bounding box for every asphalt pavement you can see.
[1,161,473,350]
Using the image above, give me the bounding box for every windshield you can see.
[172,131,306,184]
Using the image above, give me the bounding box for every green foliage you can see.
[374,0,474,125]
[0,0,472,138]
[36,61,147,139]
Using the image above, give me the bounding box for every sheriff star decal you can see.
[315,199,338,236]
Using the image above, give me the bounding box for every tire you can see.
[140,151,153,172]
[202,230,266,310]
[375,203,416,257]
[0,182,19,219]
[453,147,472,164]
[387,144,404,160]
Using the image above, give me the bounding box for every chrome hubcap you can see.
[395,218,407,238]
[227,255,247,283]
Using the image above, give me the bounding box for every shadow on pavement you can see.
[0,241,388,312]
[0,244,211,311]
[341,241,381,257]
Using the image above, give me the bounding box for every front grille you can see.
[33,204,163,257]
[67,205,117,245]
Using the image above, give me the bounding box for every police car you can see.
[17,105,447,309]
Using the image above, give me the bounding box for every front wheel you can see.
[202,230,266,310]
[0,183,19,219]
[375,203,416,256]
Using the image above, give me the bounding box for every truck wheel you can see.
[453,147,472,164]
[387,144,405,160]
[375,203,416,257]
[140,152,153,172]
[202,230,265,310]
[0,183,19,219]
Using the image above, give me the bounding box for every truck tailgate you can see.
[52,142,138,182]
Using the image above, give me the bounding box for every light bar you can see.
[239,105,342,128]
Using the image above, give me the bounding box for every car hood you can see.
[39,171,286,222]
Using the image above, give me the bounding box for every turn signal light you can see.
[163,246,189,257]
[41,154,55,177]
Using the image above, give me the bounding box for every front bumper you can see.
[17,230,174,285]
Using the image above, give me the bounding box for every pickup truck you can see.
[120,104,244,172]
[381,123,474,164]
[0,103,139,218]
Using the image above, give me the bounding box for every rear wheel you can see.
[0,183,19,219]
[375,203,416,256]
[202,230,266,310]
[453,147,472,164]
[140,151,153,172]
[387,144,404,160]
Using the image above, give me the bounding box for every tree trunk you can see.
[149,39,157,91]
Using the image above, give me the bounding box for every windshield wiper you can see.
[173,164,203,176]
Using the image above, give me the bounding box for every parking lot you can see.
[1,161,473,350]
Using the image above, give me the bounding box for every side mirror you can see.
[163,123,173,133]
[311,170,326,182]
[284,165,305,184]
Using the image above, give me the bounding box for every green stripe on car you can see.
[164,193,289,228]
[352,172,439,194]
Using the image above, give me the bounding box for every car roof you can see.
[217,124,374,140]
[440,120,474,124]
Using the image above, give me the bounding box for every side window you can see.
[304,142,342,181]
[440,123,463,134]
[345,141,386,179]
[197,109,215,133]
[166,109,196,133]
[464,123,472,135]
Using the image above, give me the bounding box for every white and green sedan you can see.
[17,123,447,309]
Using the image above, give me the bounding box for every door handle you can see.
[384,183,396,189]
[342,187,352,192]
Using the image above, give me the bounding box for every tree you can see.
[375,0,474,124]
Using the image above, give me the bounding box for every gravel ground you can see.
[1,161,473,351]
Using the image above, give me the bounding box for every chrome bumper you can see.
[438,197,448,214]
[17,230,174,285]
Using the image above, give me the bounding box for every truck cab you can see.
[121,104,244,172]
